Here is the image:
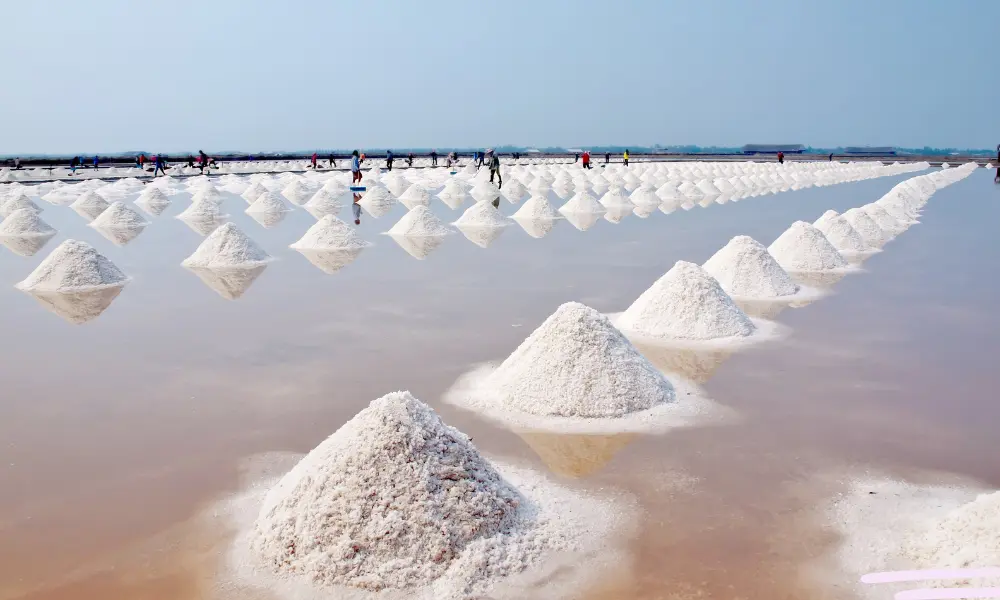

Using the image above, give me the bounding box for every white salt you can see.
[814,214,869,253]
[241,181,269,204]
[501,180,527,204]
[469,180,501,202]
[246,191,293,214]
[814,209,839,229]
[70,191,109,220]
[559,190,606,215]
[182,223,271,268]
[90,201,149,229]
[900,490,1000,574]
[702,236,799,299]
[617,261,756,341]
[842,208,888,248]
[16,239,128,292]
[862,203,904,235]
[397,184,431,210]
[0,208,56,237]
[512,195,558,221]
[599,187,633,208]
[290,215,368,251]
[0,191,42,218]
[453,201,508,228]
[387,205,450,237]
[137,186,170,204]
[768,221,848,271]
[177,198,225,221]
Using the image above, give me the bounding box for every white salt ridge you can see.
[453,201,509,228]
[768,221,848,271]
[246,191,293,214]
[617,261,757,341]
[397,184,431,209]
[814,214,869,253]
[842,208,888,248]
[16,239,128,292]
[702,236,799,299]
[0,208,56,237]
[862,203,904,235]
[290,216,369,251]
[388,205,450,237]
[182,223,271,268]
[559,190,606,215]
[814,209,839,229]
[89,201,150,229]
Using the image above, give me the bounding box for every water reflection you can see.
[438,193,467,210]
[359,196,395,219]
[563,211,602,232]
[604,205,633,224]
[789,270,849,289]
[22,285,125,324]
[247,209,288,229]
[633,204,657,219]
[388,234,446,260]
[135,199,170,217]
[513,217,556,239]
[455,224,507,248]
[179,216,227,236]
[0,234,55,257]
[185,265,268,300]
[517,431,638,478]
[632,341,733,384]
[93,225,146,246]
[295,248,363,274]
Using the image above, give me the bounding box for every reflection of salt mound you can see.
[397,184,431,209]
[181,215,225,236]
[70,191,109,220]
[182,223,271,268]
[90,201,149,229]
[16,240,128,292]
[515,217,556,239]
[603,205,632,224]
[814,214,869,253]
[0,234,54,257]
[387,205,450,236]
[389,233,445,260]
[599,187,632,208]
[843,208,888,248]
[512,195,558,221]
[1,192,42,218]
[487,302,675,417]
[23,286,124,325]
[247,210,288,229]
[457,225,506,248]
[249,391,530,591]
[617,261,756,341]
[702,235,799,299]
[563,211,601,231]
[631,341,733,385]
[290,215,368,250]
[453,201,508,228]
[246,191,293,214]
[177,198,225,221]
[768,221,848,271]
[187,265,267,300]
[296,248,363,274]
[559,191,606,215]
[517,431,636,479]
[0,208,56,237]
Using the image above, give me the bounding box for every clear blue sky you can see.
[2,0,997,154]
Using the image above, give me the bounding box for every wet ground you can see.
[1,170,998,599]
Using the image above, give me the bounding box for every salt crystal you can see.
[0,208,56,237]
[90,201,150,229]
[387,205,450,236]
[768,221,848,271]
[702,236,799,299]
[290,215,368,251]
[182,223,271,268]
[246,191,293,214]
[16,239,128,292]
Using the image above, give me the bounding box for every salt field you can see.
[0,156,998,600]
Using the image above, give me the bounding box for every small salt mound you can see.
[69,191,110,220]
[987,163,994,169]
[90,201,149,229]
[487,302,675,417]
[702,236,799,299]
[177,198,224,221]
[559,190,606,215]
[387,205,450,236]
[16,240,128,292]
[0,208,56,237]
[182,223,271,268]
[469,180,501,202]
[281,180,313,205]
[862,203,904,235]
[137,186,170,204]
[241,181,269,204]
[359,185,396,218]
[501,180,527,203]
[814,209,839,229]
[290,215,368,251]
[814,214,869,253]
[768,221,848,271]
[397,184,431,209]
[599,187,633,208]
[453,201,508,228]
[1,192,43,218]
[842,207,888,247]
[629,186,660,207]
[900,490,1000,573]
[246,191,293,214]
[512,195,558,221]
[618,261,756,341]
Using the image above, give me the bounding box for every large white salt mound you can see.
[862,203,904,235]
[599,187,633,208]
[703,236,799,299]
[250,391,524,590]
[453,201,508,228]
[137,186,170,204]
[397,184,431,209]
[501,180,527,203]
[842,208,888,248]
[900,490,1000,573]
[487,302,675,417]
[182,223,271,268]
[241,182,269,203]
[512,195,558,221]
[388,205,450,236]
[90,201,149,229]
[290,215,368,251]
[559,190,606,215]
[70,191,109,218]
[177,197,225,221]
[814,214,869,253]
[618,261,756,341]
[768,221,848,271]
[1,192,42,218]
[246,191,292,214]
[16,240,128,292]
[0,208,56,237]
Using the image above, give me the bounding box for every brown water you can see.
[1,171,999,600]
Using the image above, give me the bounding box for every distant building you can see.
[742,144,805,155]
[843,146,897,156]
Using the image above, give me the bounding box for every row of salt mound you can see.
[182,223,271,269]
[0,208,56,238]
[768,221,848,272]
[388,205,450,236]
[702,236,799,299]
[843,207,889,247]
[16,239,128,292]
[813,210,870,254]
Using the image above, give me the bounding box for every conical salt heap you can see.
[90,201,150,229]
[0,191,42,218]
[899,490,1000,573]
[397,184,431,209]
[359,185,396,218]
[512,195,558,221]
[842,208,888,248]
[16,240,128,292]
[0,208,56,238]
[281,180,313,205]
[246,191,293,214]
[453,200,508,228]
[702,236,799,299]
[559,190,606,215]
[486,302,675,417]
[814,210,839,229]
[469,180,501,203]
[501,180,527,204]
[249,391,523,591]
[241,181,269,204]
[862,203,904,236]
[599,187,633,208]
[70,191,110,220]
[182,223,271,269]
[813,213,869,253]
[387,205,450,237]
[136,186,171,208]
[768,221,848,272]
[290,216,368,250]
[618,261,756,341]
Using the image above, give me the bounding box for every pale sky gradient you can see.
[2,0,997,154]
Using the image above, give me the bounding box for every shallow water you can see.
[1,171,998,599]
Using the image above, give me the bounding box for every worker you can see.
[351,150,362,184]
[488,149,502,189]
[198,150,209,173]
[623,149,629,167]
[386,149,394,171]
[93,155,100,170]
[406,153,414,167]
[431,149,438,166]
[778,151,785,164]
[70,156,79,174]
[153,154,166,177]
[311,152,318,169]
[605,152,610,164]
[582,150,591,170]
[13,157,21,170]
[329,153,335,168]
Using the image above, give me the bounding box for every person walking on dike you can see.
[197,150,209,173]
[13,157,21,170]
[605,152,610,164]
[407,153,414,168]
[351,150,362,184]
[777,151,785,164]
[386,149,394,171]
[93,155,100,170]
[829,152,834,162]
[431,149,438,166]
[138,153,147,170]
[311,152,318,169]
[623,149,629,167]
[153,154,167,177]
[70,156,79,174]
[488,149,502,191]
[582,150,591,169]
[329,153,335,168]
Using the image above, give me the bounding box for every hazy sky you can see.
[3,0,997,154]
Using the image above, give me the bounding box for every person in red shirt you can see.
[311,152,318,169]
[777,151,785,164]
[582,150,591,170]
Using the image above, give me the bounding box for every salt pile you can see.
[469,180,501,202]
[617,261,757,341]
[814,213,870,254]
[501,180,527,203]
[900,490,1000,573]
[397,184,431,209]
[768,221,848,271]
[242,390,622,598]
[246,191,292,214]
[16,240,128,292]
[0,191,42,218]
[599,187,632,208]
[842,208,888,248]
[359,185,396,218]
[559,190,606,215]
[70,191,110,220]
[303,188,344,218]
[387,205,450,237]
[512,195,558,221]
[453,201,509,228]
[0,208,56,238]
[862,203,904,235]
[814,209,839,229]
[290,215,368,250]
[89,201,149,229]
[280,180,313,205]
[702,236,799,299]
[177,197,225,221]
[241,181,269,203]
[182,223,271,268]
